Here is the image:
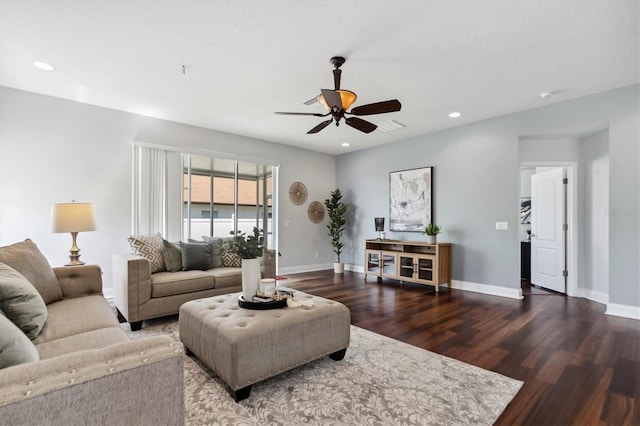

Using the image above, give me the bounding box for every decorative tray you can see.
[238,290,293,310]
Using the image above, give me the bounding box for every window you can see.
[183,154,275,249]
[133,143,278,251]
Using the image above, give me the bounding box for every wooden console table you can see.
[364,239,451,292]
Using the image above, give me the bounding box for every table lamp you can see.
[52,201,97,266]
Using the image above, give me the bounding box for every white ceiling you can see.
[1,1,638,155]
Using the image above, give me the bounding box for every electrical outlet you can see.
[285,220,292,228]
[315,251,319,259]
[496,221,508,230]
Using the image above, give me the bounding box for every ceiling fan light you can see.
[318,90,358,111]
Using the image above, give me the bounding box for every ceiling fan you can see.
[275,56,402,134]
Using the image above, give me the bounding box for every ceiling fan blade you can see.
[345,117,377,133]
[321,89,342,110]
[350,99,402,116]
[274,112,327,117]
[307,118,333,134]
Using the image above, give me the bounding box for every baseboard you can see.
[576,288,608,305]
[605,303,640,320]
[279,263,334,275]
[451,279,523,300]
[346,264,364,273]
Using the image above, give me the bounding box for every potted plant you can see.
[422,223,441,244]
[222,227,264,300]
[324,188,348,273]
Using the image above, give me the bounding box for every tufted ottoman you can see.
[178,289,351,401]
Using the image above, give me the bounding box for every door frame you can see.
[521,161,578,297]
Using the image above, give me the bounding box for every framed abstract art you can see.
[389,167,432,232]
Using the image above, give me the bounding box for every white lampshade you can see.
[52,202,97,233]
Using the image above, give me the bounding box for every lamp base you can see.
[66,250,85,266]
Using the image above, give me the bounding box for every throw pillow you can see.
[221,251,242,268]
[0,263,47,340]
[0,314,40,369]
[0,239,63,304]
[201,236,224,268]
[128,233,166,273]
[161,239,182,272]
[180,242,213,271]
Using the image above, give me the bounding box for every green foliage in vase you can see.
[222,227,264,259]
[325,188,348,263]
[422,223,441,236]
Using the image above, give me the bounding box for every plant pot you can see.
[333,262,345,274]
[426,235,437,244]
[241,258,261,300]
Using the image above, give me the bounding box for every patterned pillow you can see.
[221,252,242,268]
[128,233,166,273]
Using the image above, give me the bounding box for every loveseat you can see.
[113,253,242,330]
[0,239,184,426]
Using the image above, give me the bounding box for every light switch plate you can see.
[496,221,508,230]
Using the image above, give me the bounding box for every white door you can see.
[531,168,566,293]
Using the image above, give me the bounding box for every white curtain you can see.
[134,146,166,236]
[133,146,183,240]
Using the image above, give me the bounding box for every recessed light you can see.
[341,142,350,147]
[538,91,553,99]
[448,112,462,118]
[33,61,54,71]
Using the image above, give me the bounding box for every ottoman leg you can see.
[233,385,252,402]
[329,348,347,361]
[130,321,143,331]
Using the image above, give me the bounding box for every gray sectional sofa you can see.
[0,239,184,426]
[113,253,242,330]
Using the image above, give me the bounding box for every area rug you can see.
[125,319,522,425]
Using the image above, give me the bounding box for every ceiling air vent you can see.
[376,120,407,132]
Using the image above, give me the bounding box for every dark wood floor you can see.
[283,270,640,426]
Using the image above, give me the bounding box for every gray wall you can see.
[0,87,337,293]
[583,130,609,298]
[336,85,639,308]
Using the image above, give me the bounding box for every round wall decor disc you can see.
[307,201,324,224]
[289,181,308,205]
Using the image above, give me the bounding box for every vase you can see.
[333,262,345,274]
[261,250,276,278]
[426,235,437,244]
[241,258,261,301]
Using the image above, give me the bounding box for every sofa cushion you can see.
[161,239,182,272]
[128,233,166,273]
[33,295,119,345]
[180,242,213,271]
[207,267,243,289]
[201,236,224,268]
[36,327,128,360]
[0,314,40,369]
[0,239,63,304]
[150,270,216,298]
[0,263,47,339]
